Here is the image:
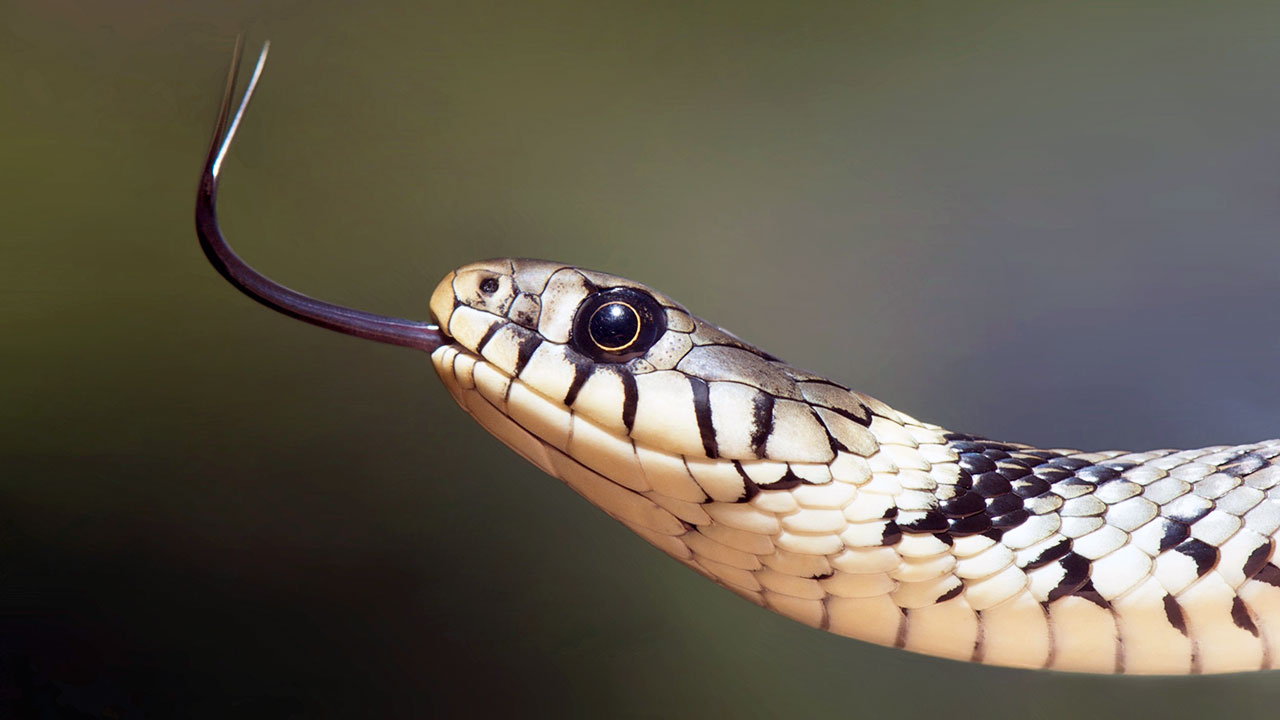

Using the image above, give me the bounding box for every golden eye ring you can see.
[571,287,667,363]
[588,301,642,351]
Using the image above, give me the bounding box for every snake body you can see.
[428,258,1280,675]
[196,44,1280,675]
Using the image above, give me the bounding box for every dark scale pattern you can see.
[930,433,1280,623]
[938,433,1146,604]
[941,434,1077,540]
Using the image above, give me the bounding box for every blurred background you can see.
[6,1,1280,717]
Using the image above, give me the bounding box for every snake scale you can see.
[196,42,1280,675]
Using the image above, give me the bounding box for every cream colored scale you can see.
[196,43,1280,677]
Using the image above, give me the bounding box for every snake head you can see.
[430,259,883,471]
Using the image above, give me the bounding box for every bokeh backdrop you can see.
[7,1,1280,717]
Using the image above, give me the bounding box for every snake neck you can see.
[433,339,1280,674]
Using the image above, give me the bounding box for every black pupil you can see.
[479,277,499,294]
[588,302,640,351]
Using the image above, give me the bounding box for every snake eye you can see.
[572,288,666,362]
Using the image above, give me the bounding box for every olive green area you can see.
[7,1,1280,717]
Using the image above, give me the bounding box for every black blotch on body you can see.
[1232,596,1260,637]
[1254,563,1280,588]
[1011,476,1051,498]
[985,493,1023,516]
[1157,520,1190,552]
[973,472,1012,497]
[990,509,1029,530]
[1174,538,1219,578]
[1164,594,1189,636]
[940,491,986,518]
[959,454,997,475]
[1045,552,1091,602]
[996,461,1032,481]
[1024,538,1072,570]
[948,514,992,536]
[688,376,717,458]
[898,510,948,533]
[881,521,903,546]
[1243,540,1275,580]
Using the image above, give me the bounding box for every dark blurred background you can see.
[6,1,1280,717]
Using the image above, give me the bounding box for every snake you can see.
[195,42,1280,675]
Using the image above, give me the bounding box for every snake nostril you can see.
[479,277,500,294]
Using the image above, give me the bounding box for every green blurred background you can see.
[7,1,1280,717]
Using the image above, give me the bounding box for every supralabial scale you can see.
[197,43,1280,675]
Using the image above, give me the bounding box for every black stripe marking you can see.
[749,393,775,457]
[512,333,542,376]
[562,354,594,406]
[688,376,718,458]
[1163,594,1188,636]
[1042,602,1057,670]
[971,613,985,664]
[620,371,638,432]
[474,321,504,356]
[1232,596,1260,637]
[731,461,761,503]
[894,609,909,648]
